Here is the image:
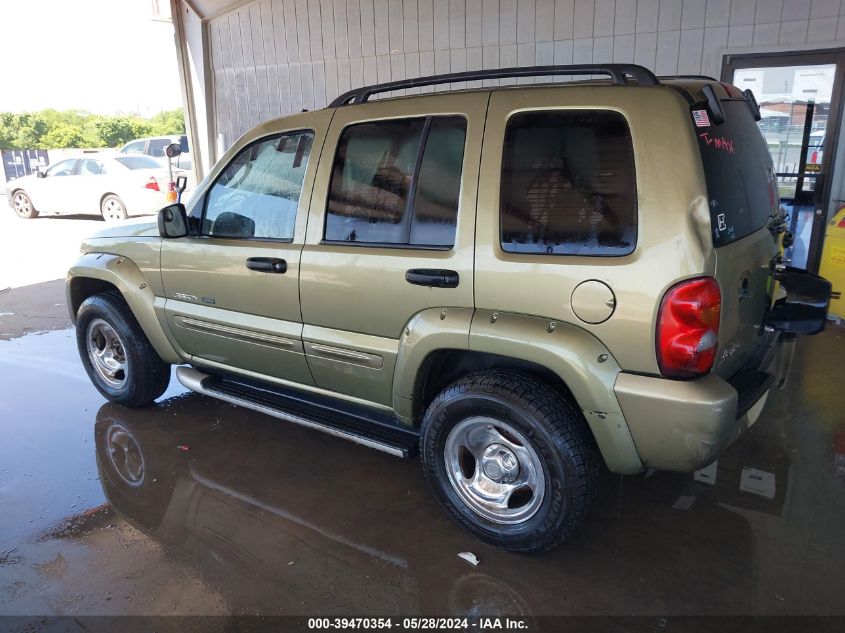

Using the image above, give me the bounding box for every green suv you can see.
[69,65,830,552]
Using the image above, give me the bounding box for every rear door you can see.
[694,97,780,378]
[299,93,487,406]
[74,158,108,213]
[160,110,332,385]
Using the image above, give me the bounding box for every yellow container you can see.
[819,206,845,319]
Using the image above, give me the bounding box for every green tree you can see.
[149,108,186,136]
[11,113,49,149]
[94,116,152,147]
[42,123,85,149]
[0,108,186,150]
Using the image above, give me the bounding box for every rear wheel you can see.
[12,190,38,219]
[76,293,171,407]
[420,370,598,552]
[101,194,127,222]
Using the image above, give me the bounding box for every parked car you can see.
[6,154,187,221]
[119,134,192,172]
[67,65,831,552]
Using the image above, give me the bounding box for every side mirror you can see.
[165,143,182,159]
[157,203,189,238]
[36,169,46,178]
[175,175,187,193]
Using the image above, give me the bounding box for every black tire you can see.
[101,194,128,221]
[420,370,599,553]
[11,190,38,219]
[76,292,171,407]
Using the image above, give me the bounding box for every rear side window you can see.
[203,131,314,240]
[695,101,778,246]
[500,110,637,256]
[325,116,467,247]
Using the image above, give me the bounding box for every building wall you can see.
[205,0,845,150]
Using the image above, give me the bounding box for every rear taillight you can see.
[657,277,721,379]
[145,177,160,191]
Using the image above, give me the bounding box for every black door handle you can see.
[405,268,460,288]
[246,257,287,273]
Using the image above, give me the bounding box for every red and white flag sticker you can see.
[692,109,711,127]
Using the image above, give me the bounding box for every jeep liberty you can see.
[68,65,831,552]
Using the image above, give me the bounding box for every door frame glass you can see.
[722,48,845,273]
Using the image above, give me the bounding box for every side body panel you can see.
[475,86,713,375]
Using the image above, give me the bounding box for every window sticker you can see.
[692,109,711,127]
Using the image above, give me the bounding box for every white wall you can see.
[196,0,845,152]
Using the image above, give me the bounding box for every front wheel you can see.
[420,371,599,552]
[12,190,38,218]
[101,194,128,222]
[76,293,171,407]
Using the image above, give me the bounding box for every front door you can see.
[299,94,488,407]
[160,111,333,386]
[31,158,78,212]
[724,50,845,272]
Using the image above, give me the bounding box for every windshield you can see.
[114,156,162,170]
[696,100,779,246]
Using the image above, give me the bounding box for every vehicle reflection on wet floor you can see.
[1,326,844,616]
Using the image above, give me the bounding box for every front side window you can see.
[325,116,467,247]
[500,110,637,256]
[46,159,76,177]
[203,131,314,240]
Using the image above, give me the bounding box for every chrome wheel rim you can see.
[86,318,128,388]
[106,423,144,487]
[444,417,546,524]
[12,192,31,217]
[103,198,125,221]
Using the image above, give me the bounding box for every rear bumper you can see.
[614,335,793,472]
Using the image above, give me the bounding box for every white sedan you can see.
[5,154,184,222]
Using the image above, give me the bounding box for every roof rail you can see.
[658,74,719,82]
[329,64,660,107]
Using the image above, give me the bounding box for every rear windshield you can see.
[114,156,161,170]
[695,100,778,246]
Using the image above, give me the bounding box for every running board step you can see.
[175,366,419,458]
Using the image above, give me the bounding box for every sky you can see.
[0,0,182,116]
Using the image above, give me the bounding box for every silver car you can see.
[6,154,184,222]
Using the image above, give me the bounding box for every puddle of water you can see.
[0,328,184,551]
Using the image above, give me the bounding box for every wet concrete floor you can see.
[1,281,844,617]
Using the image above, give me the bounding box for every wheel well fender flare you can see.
[394,309,644,475]
[67,253,181,364]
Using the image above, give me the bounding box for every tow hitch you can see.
[766,266,832,335]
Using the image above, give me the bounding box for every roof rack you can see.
[329,64,660,107]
